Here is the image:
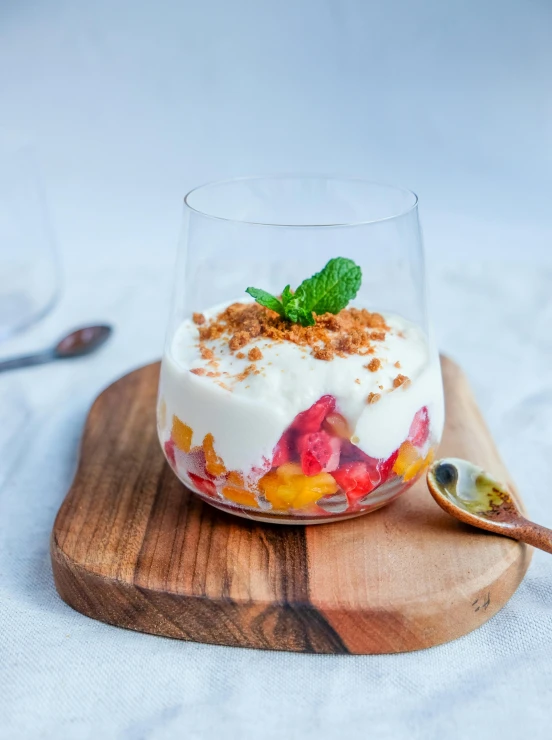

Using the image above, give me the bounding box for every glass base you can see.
[192,483,410,525]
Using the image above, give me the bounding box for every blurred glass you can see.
[0,141,60,340]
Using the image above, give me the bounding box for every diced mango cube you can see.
[172,415,193,453]
[203,433,226,477]
[394,441,434,482]
[277,463,304,481]
[258,465,338,511]
[222,485,259,508]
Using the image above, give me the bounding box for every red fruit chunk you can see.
[164,439,176,467]
[331,461,380,502]
[272,429,297,467]
[291,395,336,434]
[409,406,430,447]
[378,449,399,481]
[297,431,341,476]
[189,472,217,497]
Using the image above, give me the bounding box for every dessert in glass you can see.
[158,176,444,524]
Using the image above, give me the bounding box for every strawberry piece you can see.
[188,472,217,498]
[409,406,430,447]
[164,439,176,467]
[291,395,336,434]
[272,429,297,467]
[297,431,341,476]
[378,449,399,481]
[331,460,380,502]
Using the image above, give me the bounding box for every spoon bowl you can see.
[55,325,112,358]
[0,324,113,373]
[428,458,552,554]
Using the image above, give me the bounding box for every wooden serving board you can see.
[51,357,531,654]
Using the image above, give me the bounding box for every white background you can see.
[1,1,552,739]
[2,0,552,272]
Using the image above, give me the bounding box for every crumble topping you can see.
[200,346,215,360]
[189,302,417,394]
[393,374,411,389]
[248,347,263,361]
[366,358,381,372]
[197,302,389,360]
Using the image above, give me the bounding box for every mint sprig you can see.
[246,257,362,327]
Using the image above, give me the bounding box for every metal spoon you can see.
[0,325,113,373]
[427,457,552,554]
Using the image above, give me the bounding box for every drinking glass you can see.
[0,142,60,340]
[158,176,444,524]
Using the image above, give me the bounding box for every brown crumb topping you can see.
[196,302,390,361]
[236,351,245,359]
[193,312,206,325]
[235,364,260,383]
[191,367,206,376]
[367,392,381,404]
[369,331,386,341]
[355,378,361,384]
[248,347,263,361]
[393,373,411,389]
[200,346,215,360]
[394,361,401,368]
[312,346,334,361]
[229,331,250,351]
[366,358,381,372]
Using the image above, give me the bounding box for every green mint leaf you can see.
[246,287,285,316]
[281,285,294,308]
[294,257,362,316]
[246,257,362,326]
[285,304,315,326]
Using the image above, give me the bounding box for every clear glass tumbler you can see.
[158,176,444,524]
[0,143,60,340]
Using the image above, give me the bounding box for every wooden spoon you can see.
[427,457,552,553]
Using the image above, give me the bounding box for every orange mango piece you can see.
[203,433,226,477]
[258,470,287,509]
[221,471,259,508]
[258,465,338,511]
[222,485,259,508]
[394,441,434,482]
[292,472,339,509]
[172,415,193,453]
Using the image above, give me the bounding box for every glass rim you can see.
[183,174,418,228]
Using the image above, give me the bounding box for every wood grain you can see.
[51,357,531,653]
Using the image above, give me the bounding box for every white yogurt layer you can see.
[159,302,444,473]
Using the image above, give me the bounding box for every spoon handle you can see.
[516,519,552,554]
[0,350,55,373]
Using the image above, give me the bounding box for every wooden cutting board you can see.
[51,357,531,654]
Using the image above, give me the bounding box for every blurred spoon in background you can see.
[0,325,113,373]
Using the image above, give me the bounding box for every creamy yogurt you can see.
[159,302,444,473]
